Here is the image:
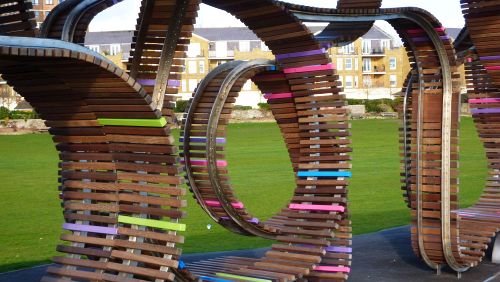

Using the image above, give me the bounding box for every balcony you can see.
[362,48,385,57]
[363,65,386,74]
[208,50,235,59]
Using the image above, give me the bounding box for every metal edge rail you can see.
[206,59,278,239]
[181,60,249,235]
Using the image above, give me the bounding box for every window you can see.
[382,40,390,50]
[243,80,252,91]
[338,76,343,87]
[188,79,198,92]
[345,58,352,70]
[342,43,355,54]
[363,75,372,88]
[389,57,397,70]
[187,43,201,57]
[215,41,228,57]
[34,11,40,18]
[32,0,39,4]
[355,58,359,70]
[363,58,372,72]
[109,44,121,55]
[188,61,197,74]
[390,75,397,87]
[181,80,187,92]
[362,40,371,54]
[239,41,250,52]
[336,58,343,71]
[354,76,359,88]
[198,61,205,74]
[345,76,353,88]
[87,45,100,53]
[45,0,52,4]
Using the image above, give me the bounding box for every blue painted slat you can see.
[198,276,233,282]
[297,171,352,178]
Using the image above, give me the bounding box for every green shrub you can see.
[257,103,270,111]
[9,110,38,120]
[233,105,252,110]
[174,100,189,113]
[0,107,9,119]
[346,99,402,113]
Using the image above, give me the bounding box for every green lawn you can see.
[0,118,486,272]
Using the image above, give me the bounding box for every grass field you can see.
[0,118,486,272]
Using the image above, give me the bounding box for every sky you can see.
[90,0,465,32]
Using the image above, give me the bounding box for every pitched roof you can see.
[84,25,397,45]
[361,25,392,40]
[445,27,463,41]
[85,30,134,45]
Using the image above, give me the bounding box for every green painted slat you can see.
[98,117,167,127]
[215,273,272,282]
[118,215,186,231]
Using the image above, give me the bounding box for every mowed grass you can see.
[0,118,486,272]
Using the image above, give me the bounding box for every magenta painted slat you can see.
[180,159,228,167]
[289,203,345,212]
[284,63,334,74]
[205,200,244,209]
[264,93,293,100]
[313,266,351,273]
[468,98,500,104]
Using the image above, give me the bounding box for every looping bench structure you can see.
[0,0,499,281]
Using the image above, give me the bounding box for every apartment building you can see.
[28,0,64,27]
[80,26,422,106]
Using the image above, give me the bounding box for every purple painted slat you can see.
[220,216,259,224]
[471,108,500,115]
[137,79,180,87]
[326,246,352,253]
[63,223,118,235]
[137,79,155,86]
[276,49,326,60]
[480,56,500,61]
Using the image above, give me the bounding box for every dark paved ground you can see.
[1,226,499,281]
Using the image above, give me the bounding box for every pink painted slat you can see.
[289,203,345,212]
[469,98,500,104]
[485,66,500,71]
[313,266,351,273]
[264,93,293,100]
[284,63,334,74]
[406,27,445,34]
[205,200,244,209]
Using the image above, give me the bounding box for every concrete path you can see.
[1,226,499,281]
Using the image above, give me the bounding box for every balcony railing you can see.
[363,65,386,73]
[208,50,235,58]
[362,48,385,55]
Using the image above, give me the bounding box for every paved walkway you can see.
[1,226,499,281]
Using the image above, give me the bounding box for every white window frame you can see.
[188,60,197,74]
[389,57,397,70]
[109,44,121,56]
[390,75,397,87]
[239,41,251,52]
[363,58,372,72]
[187,43,201,57]
[188,79,198,92]
[87,45,100,53]
[345,58,353,70]
[345,76,353,88]
[336,58,343,71]
[198,60,205,74]
[181,80,187,92]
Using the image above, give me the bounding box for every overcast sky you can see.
[90,0,465,32]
